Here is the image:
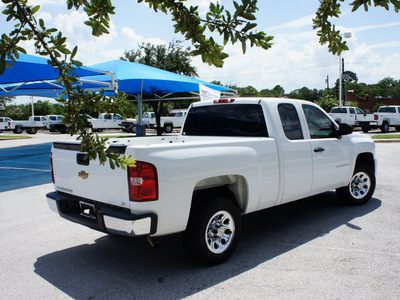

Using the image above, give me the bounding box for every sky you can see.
[1,0,400,103]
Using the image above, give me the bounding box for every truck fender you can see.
[192,175,248,212]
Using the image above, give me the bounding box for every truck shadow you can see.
[34,192,381,299]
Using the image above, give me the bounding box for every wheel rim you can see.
[205,210,235,254]
[349,171,371,199]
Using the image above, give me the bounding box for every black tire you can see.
[13,126,23,134]
[362,125,369,133]
[395,126,400,132]
[164,124,173,133]
[336,163,376,205]
[183,197,241,265]
[381,121,389,133]
[61,126,70,134]
[27,127,37,134]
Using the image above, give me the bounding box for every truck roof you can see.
[191,97,318,107]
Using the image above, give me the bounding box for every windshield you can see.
[182,104,268,137]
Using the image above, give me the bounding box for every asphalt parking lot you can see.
[0,130,399,299]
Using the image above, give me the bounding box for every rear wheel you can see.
[336,163,375,205]
[395,126,400,131]
[362,125,369,133]
[184,197,241,265]
[381,121,389,133]
[164,124,173,133]
[13,126,23,134]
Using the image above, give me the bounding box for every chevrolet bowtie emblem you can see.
[78,170,89,179]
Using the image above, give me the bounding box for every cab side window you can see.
[278,104,304,140]
[302,104,335,139]
[349,108,355,114]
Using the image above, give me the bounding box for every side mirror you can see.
[335,123,353,138]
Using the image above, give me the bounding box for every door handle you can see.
[314,147,325,153]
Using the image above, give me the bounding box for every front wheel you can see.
[336,163,376,205]
[27,127,37,134]
[184,197,241,265]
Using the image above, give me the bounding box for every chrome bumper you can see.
[46,192,157,236]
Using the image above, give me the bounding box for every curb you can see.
[372,139,400,143]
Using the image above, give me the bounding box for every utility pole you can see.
[342,58,345,105]
[326,75,329,95]
[339,32,351,106]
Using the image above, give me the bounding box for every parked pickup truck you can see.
[329,106,378,132]
[89,113,137,132]
[0,117,12,132]
[45,115,69,133]
[373,106,400,133]
[142,109,188,133]
[5,116,46,134]
[47,98,377,265]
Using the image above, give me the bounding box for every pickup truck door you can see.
[302,104,351,193]
[348,107,356,124]
[277,104,313,203]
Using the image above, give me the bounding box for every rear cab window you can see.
[182,104,268,137]
[278,104,303,140]
[331,108,347,114]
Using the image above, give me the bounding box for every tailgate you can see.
[51,142,130,209]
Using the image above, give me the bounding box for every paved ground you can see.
[0,131,399,299]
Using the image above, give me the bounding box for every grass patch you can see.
[0,135,31,140]
[371,134,400,139]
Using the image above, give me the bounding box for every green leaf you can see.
[31,5,40,14]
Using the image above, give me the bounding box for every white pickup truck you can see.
[143,109,188,133]
[0,117,12,132]
[89,113,137,132]
[374,106,400,132]
[4,116,46,134]
[329,106,378,132]
[47,98,377,265]
[45,115,69,133]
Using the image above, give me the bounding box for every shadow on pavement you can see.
[34,192,381,299]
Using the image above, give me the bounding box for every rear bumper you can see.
[46,191,157,236]
[355,121,378,126]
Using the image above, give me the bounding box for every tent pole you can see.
[31,96,34,117]
[136,79,145,137]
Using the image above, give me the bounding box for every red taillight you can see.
[213,99,235,104]
[128,161,158,202]
[374,114,378,120]
[50,152,55,183]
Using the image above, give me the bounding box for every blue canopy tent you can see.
[0,53,115,116]
[0,53,115,97]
